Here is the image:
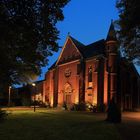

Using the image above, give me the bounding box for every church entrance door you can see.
[66,95,71,104]
[64,83,73,104]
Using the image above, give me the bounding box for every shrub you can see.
[85,102,94,111]
[70,102,86,111]
[70,104,76,111]
[70,103,79,111]
[0,108,8,122]
[31,100,48,107]
[78,102,86,111]
[62,102,68,110]
[96,103,106,112]
[45,102,51,108]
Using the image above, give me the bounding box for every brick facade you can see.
[41,23,140,111]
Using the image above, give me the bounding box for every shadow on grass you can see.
[115,118,140,140]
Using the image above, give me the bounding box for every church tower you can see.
[106,21,118,104]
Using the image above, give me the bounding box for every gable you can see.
[56,37,82,65]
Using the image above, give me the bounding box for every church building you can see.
[39,23,140,111]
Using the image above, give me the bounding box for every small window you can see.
[88,66,92,82]
[88,66,93,88]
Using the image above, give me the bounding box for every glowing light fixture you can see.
[32,83,36,87]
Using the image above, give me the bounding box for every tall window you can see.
[77,64,81,75]
[88,66,93,88]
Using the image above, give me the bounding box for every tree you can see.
[106,97,121,123]
[116,0,140,63]
[0,0,70,90]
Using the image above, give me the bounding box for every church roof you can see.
[69,36,85,48]
[48,61,56,70]
[83,39,105,58]
[69,36,105,58]
[69,36,85,54]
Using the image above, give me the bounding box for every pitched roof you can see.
[48,61,56,70]
[69,36,105,59]
[82,39,105,58]
[69,36,85,54]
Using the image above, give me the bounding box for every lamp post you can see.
[32,83,36,112]
[8,86,12,107]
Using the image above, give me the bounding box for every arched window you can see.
[88,66,93,88]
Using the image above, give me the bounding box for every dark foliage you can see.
[116,0,140,64]
[96,103,106,112]
[31,100,50,108]
[106,98,121,123]
[62,102,68,110]
[70,102,86,111]
[86,102,106,112]
[0,108,8,122]
[0,0,70,90]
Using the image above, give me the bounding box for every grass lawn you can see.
[0,109,122,140]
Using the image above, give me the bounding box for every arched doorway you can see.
[64,83,73,104]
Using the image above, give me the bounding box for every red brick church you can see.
[9,23,139,111]
[39,22,139,111]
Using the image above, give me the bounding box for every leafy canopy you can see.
[116,0,140,63]
[0,0,70,87]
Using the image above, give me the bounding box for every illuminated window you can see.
[88,66,93,88]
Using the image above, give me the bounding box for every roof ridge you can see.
[69,35,85,47]
[86,39,105,47]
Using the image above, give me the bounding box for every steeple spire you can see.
[67,32,70,36]
[106,20,117,41]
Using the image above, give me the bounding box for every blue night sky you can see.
[39,0,139,80]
